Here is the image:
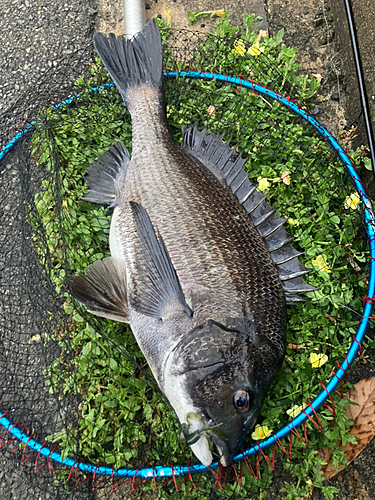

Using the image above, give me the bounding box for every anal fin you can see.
[71,257,129,323]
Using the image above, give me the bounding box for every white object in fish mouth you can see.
[181,413,233,467]
[184,415,213,467]
[190,432,213,467]
[163,368,214,465]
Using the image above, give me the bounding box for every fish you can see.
[71,19,315,467]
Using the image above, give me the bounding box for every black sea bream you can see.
[71,19,314,467]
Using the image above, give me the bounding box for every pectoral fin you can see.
[129,202,193,320]
[71,257,129,323]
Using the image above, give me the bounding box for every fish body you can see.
[122,83,285,377]
[72,20,314,466]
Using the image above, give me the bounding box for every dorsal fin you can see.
[182,124,317,304]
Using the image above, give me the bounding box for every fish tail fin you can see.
[93,19,163,100]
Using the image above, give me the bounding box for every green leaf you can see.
[109,358,118,372]
[103,400,118,408]
[82,341,92,357]
[363,156,373,171]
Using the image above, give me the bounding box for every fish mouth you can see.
[208,431,233,467]
[181,414,215,467]
[182,413,233,467]
[204,414,234,467]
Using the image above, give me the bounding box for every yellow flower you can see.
[251,424,272,441]
[163,10,172,27]
[232,39,246,57]
[62,200,68,208]
[248,35,264,57]
[311,254,331,273]
[344,193,360,210]
[257,177,270,192]
[286,405,304,419]
[287,218,299,227]
[214,9,225,17]
[309,352,328,368]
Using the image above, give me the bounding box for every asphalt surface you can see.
[0,2,98,498]
[0,0,97,113]
[1,0,375,499]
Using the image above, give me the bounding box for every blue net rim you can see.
[0,72,374,479]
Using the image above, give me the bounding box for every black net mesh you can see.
[0,28,374,499]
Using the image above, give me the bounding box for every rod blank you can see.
[344,0,375,175]
[124,0,146,38]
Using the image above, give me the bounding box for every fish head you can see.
[164,318,266,467]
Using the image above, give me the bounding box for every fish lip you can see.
[204,412,234,467]
[208,432,233,467]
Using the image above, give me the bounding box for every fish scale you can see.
[124,88,284,334]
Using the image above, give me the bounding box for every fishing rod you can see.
[344,0,375,176]
[124,0,146,38]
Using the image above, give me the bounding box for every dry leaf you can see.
[312,73,323,82]
[29,334,41,343]
[339,125,358,149]
[345,377,375,420]
[345,253,361,272]
[281,171,291,185]
[206,105,215,115]
[287,343,306,350]
[324,313,337,324]
[320,377,375,480]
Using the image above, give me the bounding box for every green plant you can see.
[188,9,226,25]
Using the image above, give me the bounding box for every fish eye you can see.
[233,389,252,413]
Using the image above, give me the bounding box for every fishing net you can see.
[1,22,375,500]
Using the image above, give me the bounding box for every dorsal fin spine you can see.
[228,161,245,186]
[239,185,257,204]
[259,219,286,238]
[233,176,248,194]
[253,208,278,227]
[223,163,237,180]
[246,194,267,214]
[279,269,311,281]
[182,124,317,302]
[274,251,303,265]
[268,236,295,253]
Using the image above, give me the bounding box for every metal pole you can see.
[124,0,146,38]
[344,0,375,175]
